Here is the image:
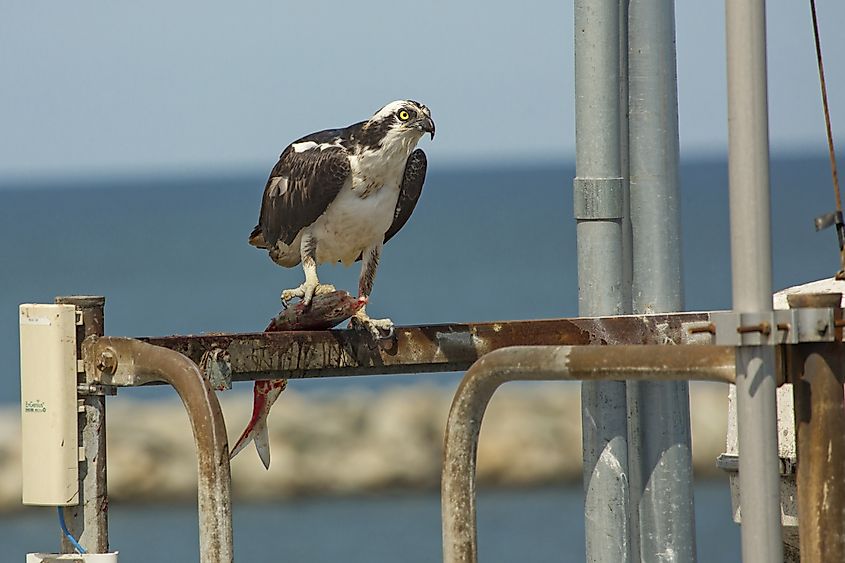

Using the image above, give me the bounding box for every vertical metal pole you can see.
[619,0,634,317]
[56,296,108,554]
[794,346,845,561]
[790,294,845,563]
[574,1,630,560]
[724,0,784,560]
[626,0,695,561]
[618,3,639,559]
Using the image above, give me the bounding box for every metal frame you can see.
[49,294,845,563]
[441,345,735,562]
[82,336,233,563]
[68,308,707,562]
[439,310,845,562]
[136,313,709,383]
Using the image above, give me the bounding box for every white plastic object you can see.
[19,304,79,506]
[26,552,119,562]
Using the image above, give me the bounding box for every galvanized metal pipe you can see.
[617,8,638,556]
[618,0,633,317]
[56,296,109,554]
[725,0,783,560]
[83,337,233,563]
[626,0,695,560]
[441,345,736,563]
[574,0,630,559]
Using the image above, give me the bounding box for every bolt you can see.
[737,322,771,336]
[96,349,118,375]
[689,323,716,335]
[77,383,98,394]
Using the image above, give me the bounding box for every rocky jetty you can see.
[0,383,728,511]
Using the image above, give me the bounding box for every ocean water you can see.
[3,484,738,562]
[0,154,835,402]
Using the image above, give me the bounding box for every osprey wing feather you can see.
[384,148,427,245]
[251,134,351,250]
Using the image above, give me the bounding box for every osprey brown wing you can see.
[383,148,427,245]
[254,144,351,248]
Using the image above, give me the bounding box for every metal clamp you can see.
[710,308,836,346]
[711,311,791,346]
[573,177,624,220]
[716,452,796,476]
[792,307,835,342]
[201,349,233,391]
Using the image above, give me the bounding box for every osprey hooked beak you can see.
[419,115,435,140]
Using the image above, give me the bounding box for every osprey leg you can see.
[351,242,394,338]
[281,232,334,306]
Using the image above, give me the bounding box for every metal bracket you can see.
[792,307,835,342]
[76,383,117,396]
[573,177,624,220]
[710,309,835,345]
[711,311,791,346]
[200,348,233,391]
[716,453,796,476]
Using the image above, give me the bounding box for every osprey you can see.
[250,100,435,338]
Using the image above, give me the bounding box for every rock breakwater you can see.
[0,383,728,511]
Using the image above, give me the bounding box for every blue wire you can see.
[57,507,87,554]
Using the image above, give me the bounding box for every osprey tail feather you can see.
[249,225,267,248]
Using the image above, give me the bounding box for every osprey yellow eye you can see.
[398,110,411,121]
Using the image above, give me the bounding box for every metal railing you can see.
[438,297,845,563]
[65,301,716,562]
[440,345,735,562]
[52,294,845,563]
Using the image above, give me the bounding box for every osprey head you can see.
[369,100,435,141]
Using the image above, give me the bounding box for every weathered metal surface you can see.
[82,337,233,563]
[573,0,630,556]
[134,313,709,384]
[55,296,109,555]
[627,0,694,553]
[441,345,736,563]
[792,344,845,563]
[789,294,845,563]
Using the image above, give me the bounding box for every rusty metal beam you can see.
[441,345,736,563]
[134,313,710,384]
[82,337,233,563]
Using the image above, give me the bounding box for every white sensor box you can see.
[19,304,79,506]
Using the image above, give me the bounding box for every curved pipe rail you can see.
[441,345,736,563]
[83,337,233,563]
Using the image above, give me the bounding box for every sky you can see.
[1,1,844,180]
